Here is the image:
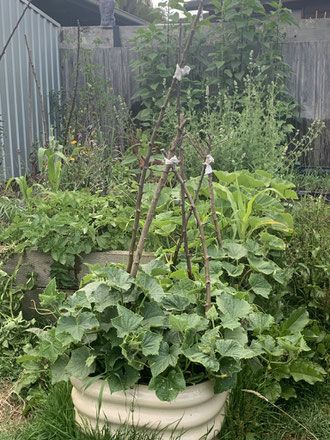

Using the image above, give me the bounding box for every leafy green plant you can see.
[130,0,296,128]
[131,22,179,124]
[19,256,325,403]
[5,175,33,206]
[181,73,323,178]
[0,196,24,228]
[146,169,296,257]
[207,0,296,90]
[0,313,36,382]
[38,132,68,192]
[0,189,140,288]
[130,2,208,125]
[17,170,326,403]
[211,170,296,241]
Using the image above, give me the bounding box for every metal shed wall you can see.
[0,0,60,181]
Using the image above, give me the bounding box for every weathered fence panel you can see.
[282,19,330,168]
[59,26,140,110]
[60,47,138,108]
[0,0,61,181]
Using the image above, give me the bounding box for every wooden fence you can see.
[59,20,330,168]
[282,20,330,168]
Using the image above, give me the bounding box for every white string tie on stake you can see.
[165,155,180,166]
[173,64,191,81]
[203,154,214,175]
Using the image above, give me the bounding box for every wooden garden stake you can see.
[172,163,206,267]
[130,118,190,278]
[0,0,32,64]
[64,21,81,146]
[127,0,206,273]
[25,36,48,146]
[172,168,212,312]
[177,21,193,280]
[205,137,222,248]
[185,133,223,248]
[208,172,222,248]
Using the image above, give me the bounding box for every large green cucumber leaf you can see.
[65,347,96,379]
[249,273,272,298]
[215,340,256,360]
[105,266,133,291]
[183,344,219,371]
[216,293,252,330]
[289,360,326,384]
[281,307,310,335]
[149,342,181,377]
[137,272,165,302]
[56,312,99,342]
[112,305,144,338]
[149,368,186,401]
[169,313,208,332]
[142,331,163,356]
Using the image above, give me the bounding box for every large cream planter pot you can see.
[71,377,229,439]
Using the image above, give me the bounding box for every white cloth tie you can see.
[203,154,214,175]
[165,155,180,166]
[173,64,191,81]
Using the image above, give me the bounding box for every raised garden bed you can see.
[2,250,154,319]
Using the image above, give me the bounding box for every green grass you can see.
[0,383,175,440]
[1,380,329,440]
[219,379,330,440]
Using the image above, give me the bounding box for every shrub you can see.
[180,73,322,178]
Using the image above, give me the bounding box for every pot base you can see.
[71,377,228,440]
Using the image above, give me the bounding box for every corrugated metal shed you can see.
[0,0,61,181]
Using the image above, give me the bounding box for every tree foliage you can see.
[116,0,163,22]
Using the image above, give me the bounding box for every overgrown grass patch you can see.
[1,380,329,440]
[220,379,330,440]
[0,382,172,440]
